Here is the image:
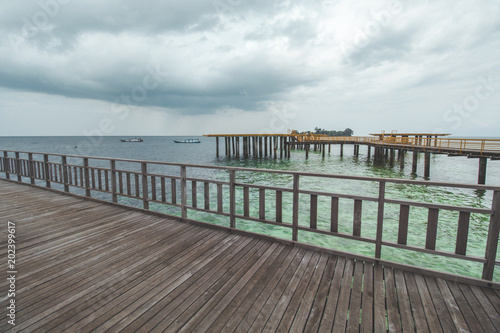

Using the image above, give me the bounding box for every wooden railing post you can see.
[62,156,69,192]
[141,162,149,210]
[28,153,35,184]
[110,160,117,202]
[483,190,500,280]
[44,154,51,188]
[375,181,386,258]
[229,170,236,228]
[292,174,300,241]
[4,151,10,180]
[180,165,187,218]
[83,157,90,196]
[15,152,21,181]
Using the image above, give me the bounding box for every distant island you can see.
[294,127,354,137]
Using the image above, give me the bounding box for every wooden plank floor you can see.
[1,180,500,332]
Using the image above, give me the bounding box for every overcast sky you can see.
[0,0,499,137]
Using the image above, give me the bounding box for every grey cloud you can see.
[0,0,499,126]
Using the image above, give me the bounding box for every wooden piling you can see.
[367,145,371,159]
[216,137,219,157]
[399,150,405,169]
[280,136,284,159]
[269,136,273,156]
[340,144,344,157]
[288,138,291,158]
[259,137,263,158]
[236,137,240,158]
[412,151,418,174]
[283,137,287,158]
[264,137,268,157]
[424,152,431,178]
[243,137,247,158]
[479,157,488,185]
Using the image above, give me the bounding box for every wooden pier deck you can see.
[2,180,500,332]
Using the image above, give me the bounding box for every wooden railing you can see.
[294,135,500,154]
[1,150,500,281]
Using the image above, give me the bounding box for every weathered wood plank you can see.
[346,260,364,332]
[447,280,483,332]
[470,285,500,328]
[458,283,497,332]
[414,273,442,332]
[231,247,303,332]
[480,286,500,316]
[254,250,316,332]
[394,269,415,333]
[281,252,329,332]
[116,236,254,333]
[435,278,471,332]
[423,276,455,332]
[405,271,430,332]
[331,258,355,332]
[303,255,338,333]
[181,242,283,332]
[385,267,403,332]
[207,245,293,332]
[373,264,386,332]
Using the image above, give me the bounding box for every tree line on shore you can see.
[295,128,354,137]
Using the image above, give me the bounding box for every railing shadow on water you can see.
[1,149,500,283]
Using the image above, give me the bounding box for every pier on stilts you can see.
[204,131,500,185]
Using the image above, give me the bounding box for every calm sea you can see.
[1,136,499,280]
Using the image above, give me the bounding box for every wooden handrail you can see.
[1,149,500,281]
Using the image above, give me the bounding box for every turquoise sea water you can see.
[1,136,499,280]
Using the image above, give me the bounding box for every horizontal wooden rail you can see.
[1,149,500,281]
[291,135,500,155]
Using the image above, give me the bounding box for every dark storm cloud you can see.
[0,0,325,115]
[0,0,499,129]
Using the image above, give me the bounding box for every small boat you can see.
[173,139,201,143]
[120,138,143,142]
